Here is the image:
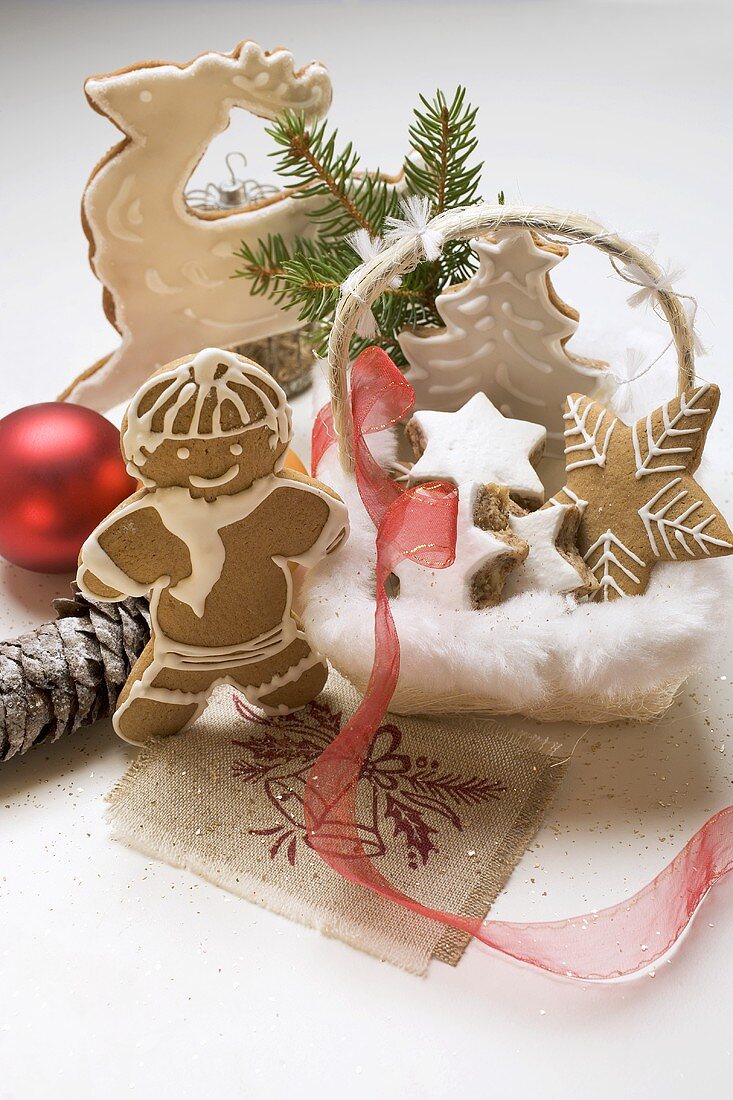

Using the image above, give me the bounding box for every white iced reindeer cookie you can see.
[63,42,333,410]
[77,347,348,744]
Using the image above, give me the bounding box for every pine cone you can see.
[0,586,150,762]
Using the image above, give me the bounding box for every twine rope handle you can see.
[327,203,696,472]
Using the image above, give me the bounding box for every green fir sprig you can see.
[234,87,485,363]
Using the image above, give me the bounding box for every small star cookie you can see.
[551,383,733,599]
[394,483,528,611]
[405,392,546,507]
[502,502,598,598]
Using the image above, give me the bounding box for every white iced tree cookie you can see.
[405,392,546,507]
[394,485,528,611]
[398,230,605,453]
[63,42,332,411]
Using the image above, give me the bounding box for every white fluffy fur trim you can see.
[305,346,731,720]
[302,442,731,720]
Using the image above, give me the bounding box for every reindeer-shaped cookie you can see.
[64,42,332,411]
[77,348,348,745]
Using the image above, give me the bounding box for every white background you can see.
[2,2,733,1097]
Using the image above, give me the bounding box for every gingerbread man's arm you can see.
[77,490,191,602]
[268,470,349,565]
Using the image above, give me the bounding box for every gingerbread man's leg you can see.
[114,639,212,745]
[231,630,328,715]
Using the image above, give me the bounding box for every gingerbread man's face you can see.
[133,426,289,498]
[122,349,294,498]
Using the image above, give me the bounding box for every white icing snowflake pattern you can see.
[563,395,617,473]
[584,530,646,600]
[631,383,711,480]
[555,385,733,598]
[638,478,733,560]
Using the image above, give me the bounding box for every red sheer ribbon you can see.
[306,347,733,980]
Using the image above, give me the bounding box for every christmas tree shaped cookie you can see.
[551,383,733,599]
[399,229,605,453]
[77,347,348,744]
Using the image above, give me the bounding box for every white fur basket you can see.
[301,204,730,723]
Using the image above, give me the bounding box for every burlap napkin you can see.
[107,672,564,974]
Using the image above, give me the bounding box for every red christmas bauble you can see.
[0,403,136,574]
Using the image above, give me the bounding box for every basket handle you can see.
[326,203,696,472]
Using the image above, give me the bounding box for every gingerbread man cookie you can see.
[551,384,733,599]
[77,348,348,744]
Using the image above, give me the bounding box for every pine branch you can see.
[402,88,483,313]
[265,111,397,241]
[233,233,295,303]
[236,236,424,342]
[404,88,482,216]
[235,86,487,361]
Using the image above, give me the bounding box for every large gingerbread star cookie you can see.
[551,383,733,599]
